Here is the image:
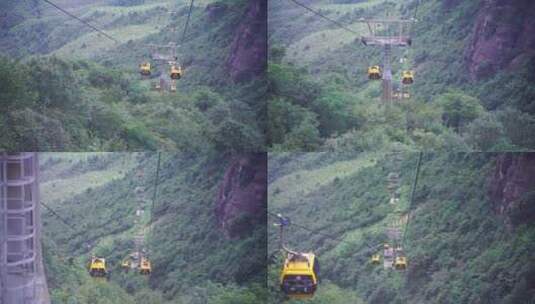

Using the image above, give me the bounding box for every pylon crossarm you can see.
[361,36,411,46]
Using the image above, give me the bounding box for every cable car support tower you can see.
[360,18,415,104]
[0,153,50,304]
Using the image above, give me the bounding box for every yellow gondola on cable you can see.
[121,259,131,269]
[280,252,319,299]
[394,246,407,270]
[395,256,407,270]
[371,254,381,265]
[139,62,151,76]
[170,65,182,80]
[368,65,382,80]
[88,256,108,278]
[402,70,414,84]
[139,257,152,275]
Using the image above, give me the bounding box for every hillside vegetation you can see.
[267,0,535,151]
[40,152,266,303]
[267,152,535,303]
[0,0,264,151]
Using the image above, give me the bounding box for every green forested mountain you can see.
[0,0,265,151]
[267,0,535,151]
[40,152,266,303]
[267,152,535,303]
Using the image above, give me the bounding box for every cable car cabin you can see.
[170,65,182,80]
[89,257,108,277]
[280,252,319,299]
[402,70,414,84]
[394,256,407,270]
[371,254,380,265]
[121,259,131,269]
[368,65,381,80]
[140,257,152,275]
[139,62,151,76]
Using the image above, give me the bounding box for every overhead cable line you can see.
[180,0,195,45]
[41,0,120,44]
[149,152,161,229]
[40,201,77,231]
[413,0,421,19]
[287,0,360,35]
[267,156,424,253]
[402,152,422,245]
[267,210,379,250]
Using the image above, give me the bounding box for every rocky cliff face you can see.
[464,0,535,80]
[215,153,267,238]
[488,153,535,230]
[226,0,267,82]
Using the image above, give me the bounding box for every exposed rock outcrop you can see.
[215,153,267,238]
[464,0,535,80]
[226,0,267,82]
[488,153,535,230]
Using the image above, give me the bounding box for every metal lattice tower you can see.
[360,18,415,104]
[145,43,180,92]
[383,151,407,269]
[382,45,393,104]
[0,153,50,304]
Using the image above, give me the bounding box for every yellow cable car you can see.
[140,257,152,275]
[121,259,131,269]
[394,256,407,270]
[89,256,108,277]
[368,65,382,80]
[139,62,151,76]
[280,252,319,299]
[402,70,414,84]
[170,65,182,80]
[371,254,380,265]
